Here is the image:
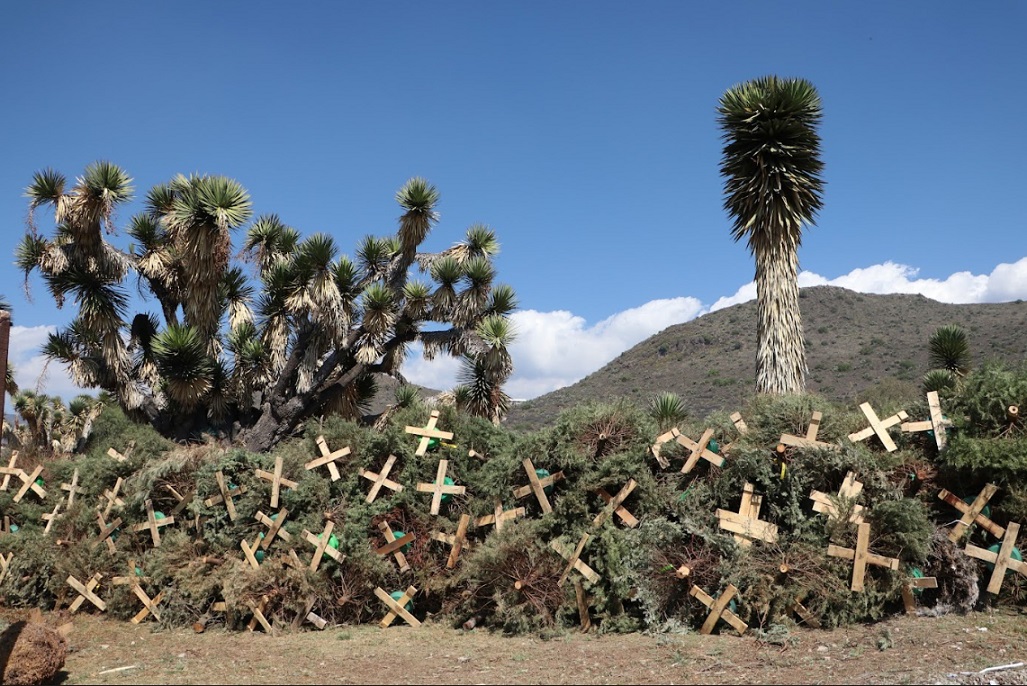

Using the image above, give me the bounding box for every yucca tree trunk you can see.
[753,242,806,394]
[0,312,9,427]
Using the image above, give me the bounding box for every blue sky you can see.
[2,2,1025,401]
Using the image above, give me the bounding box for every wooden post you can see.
[789,598,821,629]
[60,469,87,507]
[360,454,403,503]
[573,578,592,631]
[675,428,726,473]
[107,447,128,463]
[131,499,175,548]
[246,595,272,633]
[308,436,350,481]
[130,586,165,624]
[848,403,909,452]
[404,410,454,456]
[240,536,262,569]
[374,521,415,572]
[938,484,1005,542]
[551,534,600,586]
[965,523,1027,596]
[0,552,12,586]
[0,310,10,431]
[375,586,421,628]
[650,428,680,469]
[809,471,865,524]
[256,456,298,509]
[689,584,747,636]
[826,522,900,591]
[204,471,247,521]
[900,391,951,450]
[431,514,472,569]
[512,458,564,514]
[415,459,465,515]
[592,479,639,529]
[474,498,525,533]
[717,482,778,546]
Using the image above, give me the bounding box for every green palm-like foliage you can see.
[928,325,971,376]
[922,369,958,396]
[648,392,688,431]
[19,165,516,449]
[718,76,825,395]
[152,324,214,408]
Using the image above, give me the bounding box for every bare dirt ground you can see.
[6,607,1027,685]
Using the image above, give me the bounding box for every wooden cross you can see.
[676,428,725,473]
[375,521,415,572]
[204,471,247,521]
[432,513,472,569]
[255,508,292,549]
[474,499,525,533]
[42,497,65,534]
[100,477,126,517]
[592,479,639,529]
[131,499,175,548]
[302,520,344,572]
[97,512,122,553]
[112,560,151,587]
[0,450,19,490]
[689,583,747,635]
[247,595,272,633]
[809,471,866,524]
[107,446,128,463]
[307,436,350,481]
[901,572,938,614]
[512,458,564,514]
[67,573,106,613]
[965,523,1026,595]
[847,403,909,452]
[130,586,165,624]
[359,454,403,503]
[650,428,680,469]
[551,533,601,586]
[827,522,900,591]
[789,598,821,629]
[292,596,328,631]
[241,536,263,569]
[164,484,195,519]
[13,465,47,503]
[717,482,778,546]
[256,456,298,509]
[779,411,839,451]
[938,484,1005,542]
[900,391,951,450]
[0,552,12,586]
[58,468,87,507]
[416,459,465,515]
[405,410,454,456]
[720,412,750,456]
[374,585,421,628]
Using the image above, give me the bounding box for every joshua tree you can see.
[18,163,516,451]
[717,76,825,395]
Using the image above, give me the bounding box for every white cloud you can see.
[5,325,90,403]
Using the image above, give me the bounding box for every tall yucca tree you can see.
[717,76,825,395]
[19,164,517,451]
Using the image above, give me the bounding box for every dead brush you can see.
[369,506,441,575]
[578,414,636,461]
